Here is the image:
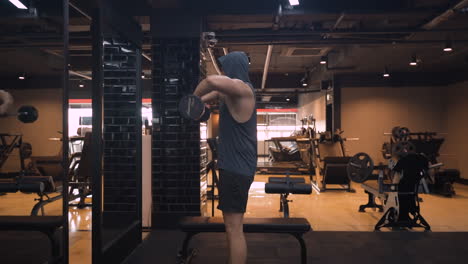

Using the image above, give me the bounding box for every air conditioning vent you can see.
[282,47,329,57]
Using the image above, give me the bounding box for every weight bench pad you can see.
[268,177,305,183]
[265,183,312,194]
[180,217,311,233]
[0,216,63,231]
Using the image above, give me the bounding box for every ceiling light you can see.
[18,74,25,80]
[444,37,453,52]
[141,73,145,79]
[286,98,290,101]
[9,0,27,9]
[383,67,390,78]
[320,56,328,65]
[79,84,84,88]
[409,55,418,66]
[289,0,300,6]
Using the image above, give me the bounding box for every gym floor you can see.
[1,174,467,263]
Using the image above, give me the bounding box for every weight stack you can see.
[151,12,205,228]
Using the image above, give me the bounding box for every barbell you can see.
[0,105,39,123]
[0,90,39,123]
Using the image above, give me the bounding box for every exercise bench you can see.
[265,175,312,218]
[0,216,63,263]
[178,217,311,264]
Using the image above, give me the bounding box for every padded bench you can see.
[0,176,63,216]
[179,217,311,264]
[0,216,63,263]
[265,176,312,218]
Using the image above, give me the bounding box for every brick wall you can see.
[152,38,206,226]
[102,37,139,213]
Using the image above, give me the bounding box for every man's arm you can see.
[193,75,252,99]
[200,91,220,104]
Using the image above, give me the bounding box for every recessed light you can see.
[320,56,328,65]
[444,37,453,52]
[9,0,27,9]
[289,0,300,6]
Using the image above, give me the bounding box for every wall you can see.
[298,91,327,132]
[340,86,446,164]
[444,81,468,179]
[0,89,63,172]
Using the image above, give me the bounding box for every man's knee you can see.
[223,212,244,234]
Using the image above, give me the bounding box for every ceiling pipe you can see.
[422,0,468,30]
[216,28,468,37]
[207,48,222,75]
[261,44,273,90]
[323,12,345,39]
[69,1,92,21]
[70,70,92,80]
[142,53,152,62]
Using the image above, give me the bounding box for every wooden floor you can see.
[1,175,468,263]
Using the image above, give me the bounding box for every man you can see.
[193,51,257,264]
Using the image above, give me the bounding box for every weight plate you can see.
[178,95,204,120]
[392,141,416,157]
[17,105,39,123]
[347,152,374,183]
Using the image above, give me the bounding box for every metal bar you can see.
[135,46,143,240]
[70,70,92,80]
[69,1,92,21]
[422,0,468,30]
[216,28,468,37]
[62,1,70,263]
[222,47,229,55]
[219,39,468,46]
[142,52,152,62]
[91,8,104,264]
[261,45,273,90]
[207,48,221,75]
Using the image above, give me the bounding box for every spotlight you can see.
[18,74,25,80]
[383,67,390,78]
[409,55,418,66]
[300,69,309,87]
[444,37,453,52]
[320,56,328,65]
[141,73,145,79]
[8,0,27,9]
[79,83,84,88]
[286,98,290,102]
[289,0,300,6]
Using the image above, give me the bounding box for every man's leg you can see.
[223,212,246,264]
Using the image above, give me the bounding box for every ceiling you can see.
[1,0,468,106]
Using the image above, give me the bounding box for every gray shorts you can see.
[217,169,254,213]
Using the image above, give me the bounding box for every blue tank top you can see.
[217,84,257,176]
[216,51,257,176]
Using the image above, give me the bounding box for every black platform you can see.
[124,230,468,264]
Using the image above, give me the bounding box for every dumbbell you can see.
[0,105,39,123]
[178,95,211,122]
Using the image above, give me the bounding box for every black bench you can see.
[0,176,62,216]
[321,156,354,192]
[179,217,311,264]
[0,216,63,263]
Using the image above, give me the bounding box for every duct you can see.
[261,45,273,89]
